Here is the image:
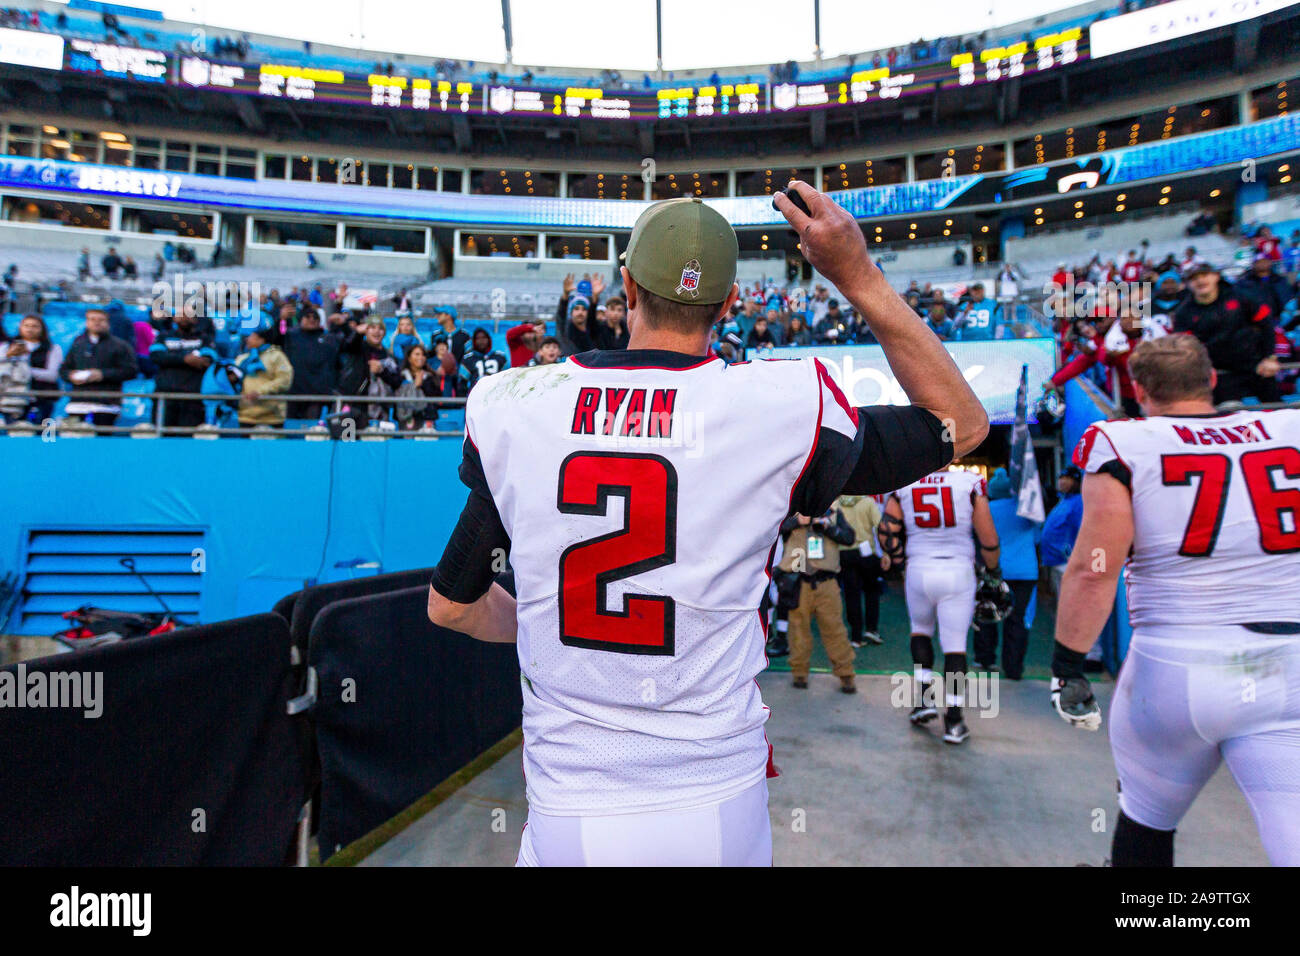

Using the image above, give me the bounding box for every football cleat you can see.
[943,715,970,744]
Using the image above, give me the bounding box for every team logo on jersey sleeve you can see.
[676,259,702,299]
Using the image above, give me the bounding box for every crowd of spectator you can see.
[4,218,1298,432]
[1043,226,1300,414]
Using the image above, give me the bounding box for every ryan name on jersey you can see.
[570,386,679,438]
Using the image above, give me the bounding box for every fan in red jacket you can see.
[505,318,548,368]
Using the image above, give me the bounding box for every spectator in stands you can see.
[1283,231,1300,280]
[101,247,123,280]
[59,308,139,428]
[1051,262,1070,291]
[1152,271,1185,320]
[1051,303,1153,417]
[341,316,403,420]
[329,282,349,312]
[389,316,423,364]
[77,248,91,281]
[809,285,831,324]
[233,325,293,430]
[785,314,812,346]
[151,251,165,282]
[996,263,1020,307]
[814,299,848,343]
[924,302,954,340]
[746,315,777,351]
[430,307,469,363]
[973,468,1040,679]
[1254,225,1282,261]
[1180,246,1204,273]
[1231,236,1257,275]
[928,286,954,318]
[308,283,325,309]
[283,309,340,420]
[391,287,412,316]
[1119,250,1144,284]
[306,251,319,270]
[528,337,563,366]
[506,318,547,367]
[952,245,967,267]
[0,332,31,423]
[395,344,440,431]
[1172,262,1278,404]
[837,493,884,648]
[3,315,60,423]
[847,307,876,344]
[1236,253,1294,323]
[766,308,788,346]
[150,308,216,429]
[1041,465,1082,599]
[1186,210,1216,237]
[122,256,138,280]
[429,343,466,412]
[461,328,507,390]
[596,295,629,350]
[953,282,999,340]
[562,294,595,353]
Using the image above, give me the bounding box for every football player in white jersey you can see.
[425,183,989,866]
[1055,334,1300,866]
[880,470,1001,744]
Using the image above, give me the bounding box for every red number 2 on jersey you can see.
[557,452,678,655]
[1161,448,1300,557]
[912,486,956,528]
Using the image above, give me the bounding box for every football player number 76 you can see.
[1161,449,1300,557]
[557,452,679,655]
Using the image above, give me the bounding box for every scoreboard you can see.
[657,83,762,118]
[34,26,1099,120]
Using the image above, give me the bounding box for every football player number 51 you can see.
[557,452,679,655]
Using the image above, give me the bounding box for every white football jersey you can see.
[465,350,861,815]
[894,470,986,565]
[1074,409,1300,628]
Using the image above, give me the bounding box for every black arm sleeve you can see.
[841,405,955,495]
[1097,458,1132,489]
[788,404,954,518]
[429,439,512,604]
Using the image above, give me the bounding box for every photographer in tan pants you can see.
[778,502,858,693]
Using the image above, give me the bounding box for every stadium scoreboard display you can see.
[8,25,1099,121]
[66,38,166,83]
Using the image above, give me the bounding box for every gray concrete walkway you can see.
[361,673,1267,866]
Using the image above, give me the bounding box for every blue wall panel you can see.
[1,436,466,633]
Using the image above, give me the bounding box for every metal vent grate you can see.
[18,528,204,634]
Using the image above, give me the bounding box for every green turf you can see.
[766,578,1070,681]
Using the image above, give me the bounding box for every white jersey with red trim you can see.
[1073,410,1300,628]
[466,350,860,815]
[894,470,986,565]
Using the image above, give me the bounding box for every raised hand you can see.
[773,180,874,300]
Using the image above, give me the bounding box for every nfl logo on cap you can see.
[677,259,702,298]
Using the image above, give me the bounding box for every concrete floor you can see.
[361,672,1268,866]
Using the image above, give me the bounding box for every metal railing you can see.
[0,389,469,439]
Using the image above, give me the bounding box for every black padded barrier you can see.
[0,614,307,865]
[309,585,521,859]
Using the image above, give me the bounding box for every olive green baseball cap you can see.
[620,197,738,304]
